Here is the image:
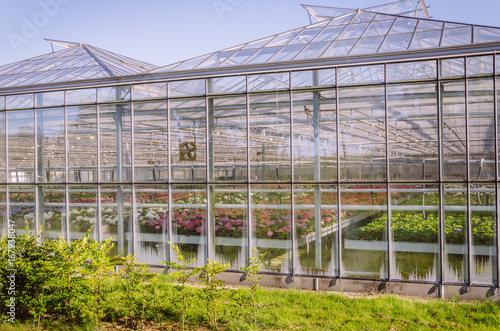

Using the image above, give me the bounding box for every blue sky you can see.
[0,0,499,68]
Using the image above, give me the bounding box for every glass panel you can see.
[470,183,497,284]
[474,27,500,44]
[171,184,207,267]
[338,65,385,86]
[441,58,465,78]
[242,36,273,49]
[410,30,442,49]
[67,106,97,182]
[98,86,131,102]
[133,101,168,182]
[342,184,388,278]
[389,17,418,35]
[416,20,443,32]
[289,28,323,44]
[0,96,5,110]
[321,39,357,58]
[132,82,167,100]
[6,94,33,109]
[314,26,345,42]
[100,104,132,182]
[444,184,467,283]
[208,76,246,94]
[0,112,5,183]
[269,45,305,62]
[379,33,412,52]
[441,27,472,47]
[196,51,236,69]
[248,72,289,91]
[169,79,205,97]
[337,23,370,40]
[69,185,97,241]
[8,110,35,183]
[39,185,66,241]
[387,61,437,82]
[136,185,169,264]
[9,186,35,235]
[251,184,291,273]
[66,88,96,105]
[498,77,500,179]
[292,89,337,181]
[35,91,64,107]
[292,68,336,89]
[295,184,338,276]
[170,98,206,182]
[210,96,247,182]
[101,185,132,257]
[364,20,395,37]
[220,49,258,67]
[171,55,211,72]
[339,86,386,181]
[390,184,439,281]
[249,92,290,181]
[244,47,283,65]
[468,78,495,181]
[351,11,376,24]
[349,36,384,55]
[467,56,494,76]
[213,185,247,269]
[266,30,301,47]
[36,107,65,182]
[441,80,466,181]
[293,42,330,61]
[388,83,438,181]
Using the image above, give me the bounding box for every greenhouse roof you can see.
[303,0,430,23]
[153,1,500,73]
[0,39,157,88]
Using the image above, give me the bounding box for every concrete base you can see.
[218,272,500,301]
[145,266,499,301]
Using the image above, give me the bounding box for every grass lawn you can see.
[1,281,499,331]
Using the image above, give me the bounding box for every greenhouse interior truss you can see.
[1,0,500,292]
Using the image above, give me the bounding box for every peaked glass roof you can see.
[0,39,157,88]
[154,1,500,73]
[303,0,429,23]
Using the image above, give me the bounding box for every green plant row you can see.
[0,232,265,330]
[347,212,496,245]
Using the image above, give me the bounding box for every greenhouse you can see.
[0,0,499,296]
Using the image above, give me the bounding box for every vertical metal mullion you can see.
[205,78,211,263]
[335,68,342,278]
[384,64,392,281]
[130,98,136,256]
[5,110,9,238]
[64,92,70,243]
[246,75,252,266]
[465,61,472,286]
[289,71,296,276]
[166,84,172,263]
[96,89,102,242]
[494,56,500,287]
[33,96,39,234]
[437,59,445,297]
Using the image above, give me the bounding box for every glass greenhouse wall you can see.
[1,55,499,286]
[0,1,499,291]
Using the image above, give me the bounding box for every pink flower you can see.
[267,230,273,237]
[237,226,243,231]
[196,226,203,233]
[215,225,221,231]
[324,217,332,222]
[155,225,160,230]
